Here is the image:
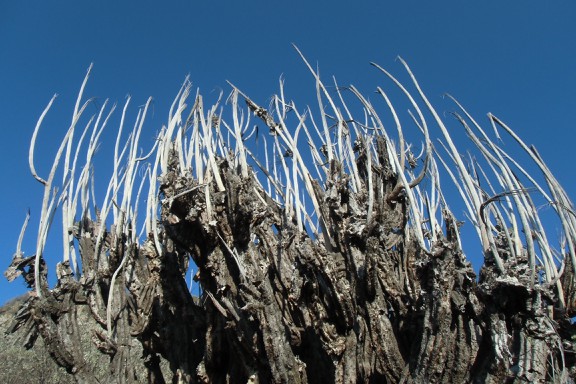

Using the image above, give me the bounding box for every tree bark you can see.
[6,65,576,383]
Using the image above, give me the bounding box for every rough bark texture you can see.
[5,61,576,383]
[7,152,574,383]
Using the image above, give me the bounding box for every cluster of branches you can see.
[5,50,576,383]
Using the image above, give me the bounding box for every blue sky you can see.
[1,1,575,305]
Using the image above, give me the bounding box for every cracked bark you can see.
[6,72,576,383]
[6,149,575,383]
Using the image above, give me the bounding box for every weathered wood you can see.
[6,61,576,383]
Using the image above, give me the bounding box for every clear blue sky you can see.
[1,1,575,305]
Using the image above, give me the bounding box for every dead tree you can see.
[6,51,576,383]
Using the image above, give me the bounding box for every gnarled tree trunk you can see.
[6,56,576,383]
